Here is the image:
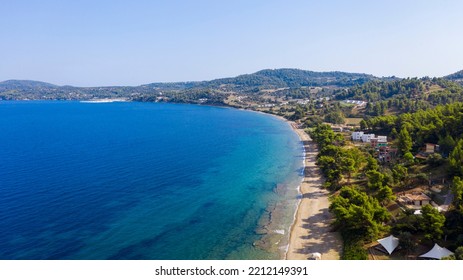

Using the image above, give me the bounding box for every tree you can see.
[365,155,379,172]
[340,157,356,183]
[398,127,412,155]
[346,147,366,171]
[403,152,414,164]
[317,155,341,185]
[398,231,416,255]
[390,127,398,139]
[366,170,385,190]
[291,105,306,120]
[452,176,463,208]
[450,139,463,176]
[438,134,456,156]
[376,185,395,204]
[392,164,408,186]
[427,153,443,167]
[330,186,390,241]
[324,111,345,124]
[455,246,463,260]
[304,115,323,127]
[442,246,463,260]
[419,204,445,241]
[360,119,368,130]
[310,124,335,149]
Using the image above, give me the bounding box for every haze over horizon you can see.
[1,0,463,87]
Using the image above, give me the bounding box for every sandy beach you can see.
[286,123,343,260]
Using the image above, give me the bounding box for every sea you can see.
[0,101,304,260]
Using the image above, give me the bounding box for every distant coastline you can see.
[80,98,129,103]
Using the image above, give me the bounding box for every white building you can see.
[351,131,364,141]
[377,135,387,142]
[361,134,375,143]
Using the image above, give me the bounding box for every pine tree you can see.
[398,127,412,155]
[450,139,463,175]
[452,176,463,208]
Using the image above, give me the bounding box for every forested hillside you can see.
[334,78,463,116]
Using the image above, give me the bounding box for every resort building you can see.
[351,131,364,141]
[371,136,388,148]
[361,133,375,143]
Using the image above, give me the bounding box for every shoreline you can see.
[233,108,343,260]
[285,122,343,260]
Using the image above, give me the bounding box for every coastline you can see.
[285,122,343,260]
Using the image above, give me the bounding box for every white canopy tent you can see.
[419,243,453,259]
[377,235,400,255]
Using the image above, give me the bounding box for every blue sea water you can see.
[0,101,303,260]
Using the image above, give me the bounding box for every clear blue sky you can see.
[1,0,462,86]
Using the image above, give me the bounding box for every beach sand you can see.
[286,123,343,260]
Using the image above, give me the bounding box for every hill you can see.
[144,68,381,93]
[1,68,382,101]
[444,70,463,85]
[0,80,58,90]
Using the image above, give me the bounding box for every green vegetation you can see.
[309,103,463,258]
[420,204,445,241]
[363,102,463,157]
[442,246,463,260]
[0,69,379,101]
[334,77,463,115]
[309,124,393,258]
[445,70,463,85]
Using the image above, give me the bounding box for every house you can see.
[425,143,439,154]
[351,131,364,141]
[361,134,375,143]
[377,136,387,142]
[409,192,431,206]
[415,143,440,160]
[378,147,397,163]
[371,137,387,148]
[398,191,431,207]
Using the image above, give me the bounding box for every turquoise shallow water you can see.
[0,101,303,259]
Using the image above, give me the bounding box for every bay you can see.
[0,101,303,260]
